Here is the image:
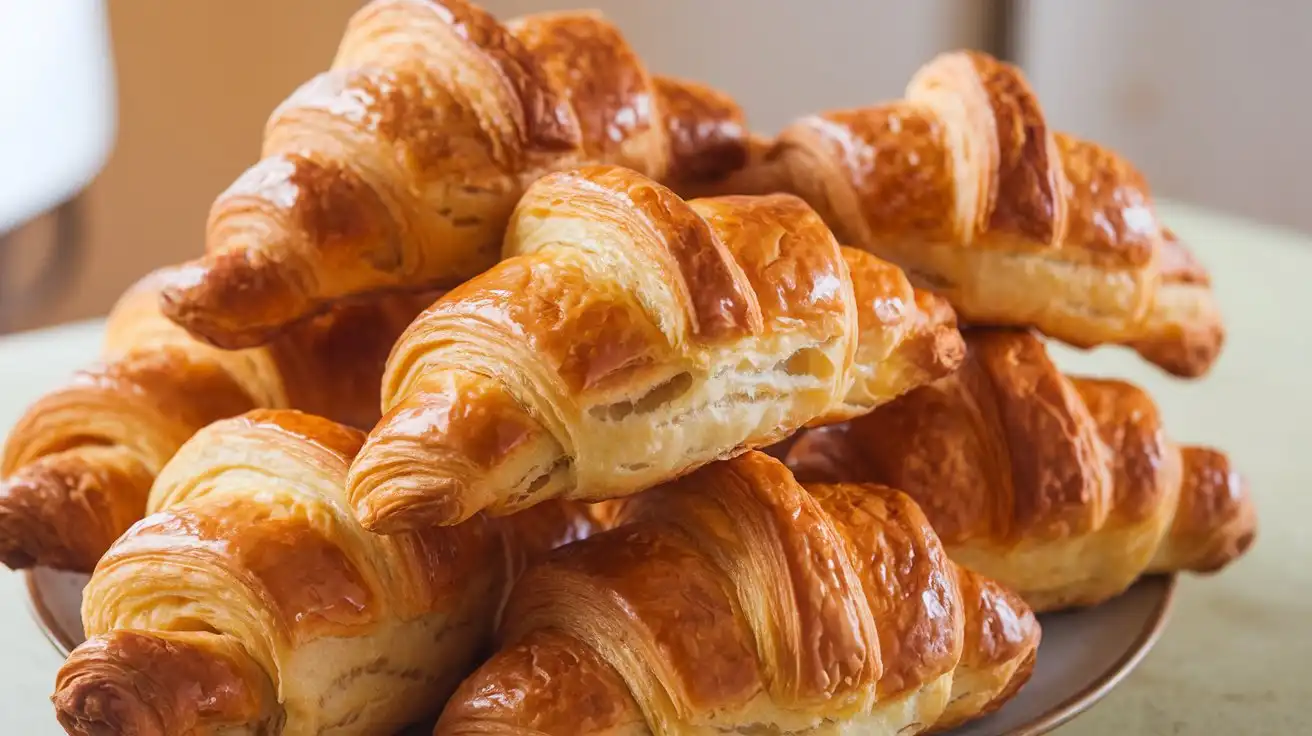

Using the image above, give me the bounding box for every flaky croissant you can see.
[346,165,964,532]
[785,329,1257,612]
[0,267,431,572]
[160,0,750,349]
[700,50,1223,377]
[436,451,1039,735]
[51,410,598,736]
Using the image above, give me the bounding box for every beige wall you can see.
[1017,0,1312,234]
[13,0,989,331]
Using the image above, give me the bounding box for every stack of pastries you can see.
[0,1,1253,734]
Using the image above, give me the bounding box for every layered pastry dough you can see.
[346,165,964,531]
[786,329,1257,612]
[160,0,751,349]
[702,50,1223,377]
[0,268,429,572]
[436,451,1040,735]
[51,410,598,736]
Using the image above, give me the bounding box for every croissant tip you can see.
[1133,334,1224,379]
[349,471,475,534]
[52,679,158,736]
[53,636,173,736]
[156,254,313,350]
[0,496,36,570]
[1172,446,1257,574]
[0,473,96,572]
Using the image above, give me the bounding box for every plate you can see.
[26,568,1174,735]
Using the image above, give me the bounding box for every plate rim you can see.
[24,568,86,656]
[24,569,1176,734]
[1011,573,1178,736]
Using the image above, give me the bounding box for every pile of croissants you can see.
[0,2,1255,734]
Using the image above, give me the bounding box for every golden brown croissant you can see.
[159,0,750,349]
[0,267,431,572]
[51,409,599,736]
[700,50,1223,378]
[785,329,1257,612]
[346,165,964,532]
[436,451,1039,735]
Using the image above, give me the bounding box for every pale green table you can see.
[0,203,1307,734]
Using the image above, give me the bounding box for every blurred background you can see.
[1,0,1303,333]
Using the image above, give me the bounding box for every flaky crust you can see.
[51,410,600,736]
[345,165,962,531]
[159,0,750,349]
[704,50,1223,377]
[435,452,1039,735]
[0,268,431,573]
[786,329,1257,612]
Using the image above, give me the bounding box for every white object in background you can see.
[0,1,116,234]
[1015,0,1312,234]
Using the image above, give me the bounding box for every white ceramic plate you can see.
[26,569,1174,735]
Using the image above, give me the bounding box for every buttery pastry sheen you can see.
[436,451,1040,735]
[160,0,750,349]
[346,165,964,531]
[786,329,1257,612]
[701,50,1223,377]
[51,410,599,736]
[0,267,430,572]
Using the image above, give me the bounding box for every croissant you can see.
[51,409,599,736]
[0,267,431,572]
[785,329,1257,612]
[159,0,750,349]
[435,451,1039,735]
[345,165,964,532]
[700,50,1223,377]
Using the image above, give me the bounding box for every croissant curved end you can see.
[348,375,564,532]
[0,466,102,572]
[1153,446,1256,574]
[1129,299,1225,379]
[53,630,280,736]
[936,570,1042,732]
[158,252,315,350]
[653,75,751,186]
[347,434,479,533]
[434,628,644,736]
[159,251,316,349]
[0,447,153,572]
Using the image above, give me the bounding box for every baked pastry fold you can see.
[0,267,430,572]
[436,451,1040,735]
[700,50,1223,377]
[160,0,751,349]
[51,410,599,736]
[786,329,1257,611]
[347,165,964,531]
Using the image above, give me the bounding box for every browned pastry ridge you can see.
[51,410,601,736]
[0,267,432,572]
[160,0,750,349]
[436,451,1040,735]
[346,165,964,532]
[785,329,1257,612]
[698,50,1223,377]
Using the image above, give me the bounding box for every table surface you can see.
[1,202,1309,735]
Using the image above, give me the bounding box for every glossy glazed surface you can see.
[161,0,752,349]
[49,409,601,736]
[438,452,1041,735]
[347,165,963,531]
[705,50,1224,378]
[785,329,1256,612]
